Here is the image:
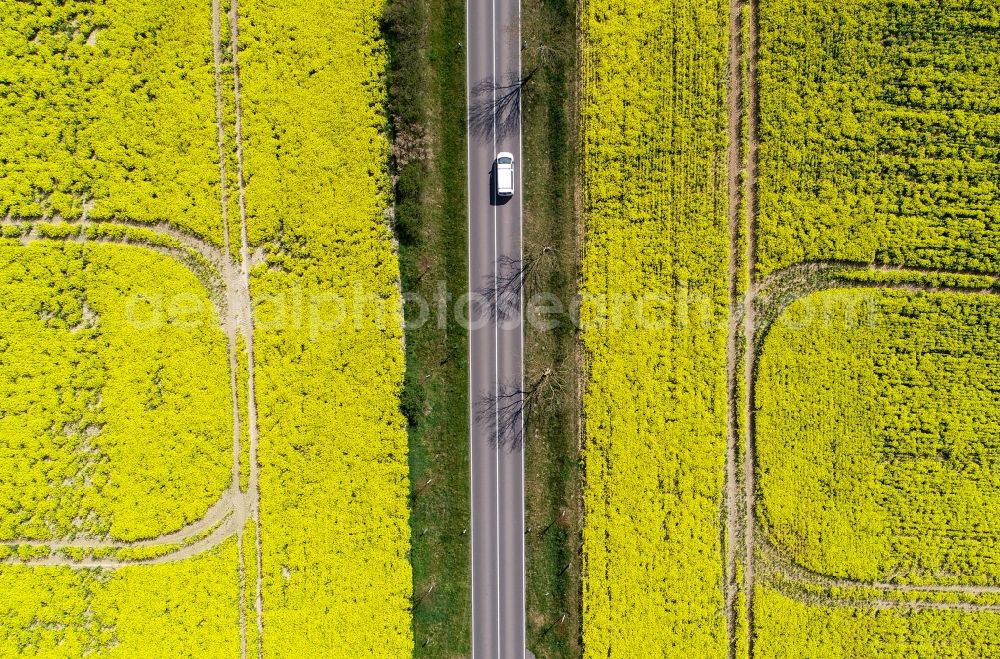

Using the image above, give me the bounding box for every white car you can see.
[495,152,515,198]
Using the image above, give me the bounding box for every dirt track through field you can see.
[210,0,250,655]
[5,493,236,551]
[4,511,240,568]
[740,0,761,654]
[0,215,255,568]
[225,0,265,654]
[724,0,761,653]
[723,0,744,654]
[759,532,1000,599]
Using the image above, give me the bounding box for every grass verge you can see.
[382,0,470,655]
[520,0,582,655]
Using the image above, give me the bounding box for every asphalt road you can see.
[467,0,525,656]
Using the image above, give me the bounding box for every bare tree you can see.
[468,68,537,141]
[475,368,554,451]
[478,246,553,321]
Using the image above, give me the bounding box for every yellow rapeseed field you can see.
[580,0,731,654]
[0,0,411,654]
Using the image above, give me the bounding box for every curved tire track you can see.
[747,260,1000,614]
[0,218,248,566]
[733,0,1000,642]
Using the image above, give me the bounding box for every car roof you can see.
[497,163,514,191]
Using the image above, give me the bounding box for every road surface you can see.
[467,0,525,656]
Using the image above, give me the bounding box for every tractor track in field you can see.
[740,0,761,654]
[0,214,256,553]
[224,0,265,653]
[765,570,1000,614]
[727,258,1000,654]
[0,215,226,270]
[723,0,745,653]
[721,0,1000,650]
[746,261,1000,613]
[0,216,252,568]
[758,534,1000,599]
[749,261,1000,350]
[211,0,251,654]
[2,509,240,568]
[0,0,263,652]
[725,0,759,653]
[4,492,237,552]
[0,0,263,636]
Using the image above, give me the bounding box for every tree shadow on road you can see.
[468,69,536,143]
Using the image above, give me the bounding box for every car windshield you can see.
[498,157,512,164]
